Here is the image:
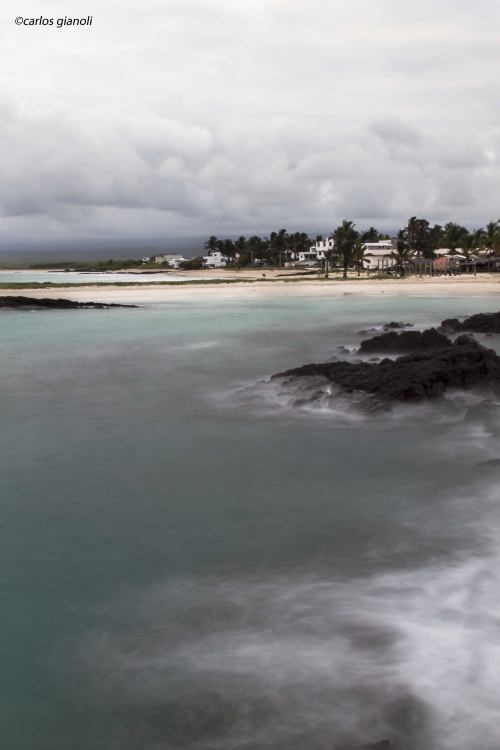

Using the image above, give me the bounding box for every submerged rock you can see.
[358,328,451,354]
[441,311,500,333]
[0,296,137,309]
[273,338,500,411]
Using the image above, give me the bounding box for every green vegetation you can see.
[4,218,499,279]
[203,217,500,277]
[178,258,204,270]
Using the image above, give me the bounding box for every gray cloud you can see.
[0,0,499,244]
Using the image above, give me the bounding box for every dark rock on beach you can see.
[0,296,137,309]
[273,337,500,410]
[359,328,451,354]
[440,311,500,334]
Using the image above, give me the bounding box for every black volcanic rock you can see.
[0,296,137,309]
[383,322,413,329]
[358,323,413,335]
[273,338,500,410]
[359,328,451,354]
[441,311,500,333]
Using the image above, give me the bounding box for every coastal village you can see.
[142,218,500,277]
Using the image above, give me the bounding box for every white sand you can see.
[2,274,500,305]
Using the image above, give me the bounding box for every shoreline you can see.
[0,275,500,303]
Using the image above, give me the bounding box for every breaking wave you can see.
[219,374,500,431]
[82,519,500,750]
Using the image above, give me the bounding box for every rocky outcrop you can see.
[0,296,137,309]
[358,323,413,335]
[383,322,413,330]
[273,337,500,410]
[359,328,451,354]
[441,311,500,333]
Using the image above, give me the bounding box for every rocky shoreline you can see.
[272,312,500,411]
[440,311,500,334]
[0,296,137,309]
[358,328,450,354]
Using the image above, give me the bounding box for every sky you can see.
[1,0,500,249]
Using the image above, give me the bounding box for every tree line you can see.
[195,218,500,276]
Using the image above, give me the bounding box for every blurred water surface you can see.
[1,294,500,749]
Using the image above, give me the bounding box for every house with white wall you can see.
[202,251,228,268]
[362,240,396,269]
[300,238,396,269]
[297,238,333,265]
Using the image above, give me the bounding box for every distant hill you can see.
[0,237,207,265]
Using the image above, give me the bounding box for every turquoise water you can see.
[2,294,500,749]
[0,271,202,284]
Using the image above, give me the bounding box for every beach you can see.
[2,272,500,305]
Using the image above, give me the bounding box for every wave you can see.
[81,524,500,750]
[219,374,500,432]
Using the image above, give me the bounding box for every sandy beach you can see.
[2,272,500,305]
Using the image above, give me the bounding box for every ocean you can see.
[1,293,500,749]
[0,271,203,284]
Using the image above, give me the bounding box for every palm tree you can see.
[221,238,236,263]
[443,222,468,254]
[361,227,379,242]
[352,238,367,276]
[297,232,311,254]
[204,235,219,254]
[406,217,419,255]
[391,238,413,277]
[233,236,247,265]
[288,232,312,263]
[332,220,359,278]
[247,235,266,266]
[287,232,300,262]
[415,219,431,257]
[458,233,477,261]
[266,229,288,267]
[428,224,444,256]
[481,221,500,269]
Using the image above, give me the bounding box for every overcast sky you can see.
[1,0,500,246]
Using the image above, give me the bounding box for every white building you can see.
[203,251,227,268]
[297,238,333,265]
[300,238,396,269]
[297,250,321,265]
[311,238,333,261]
[168,256,188,269]
[362,240,396,269]
[143,254,185,266]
